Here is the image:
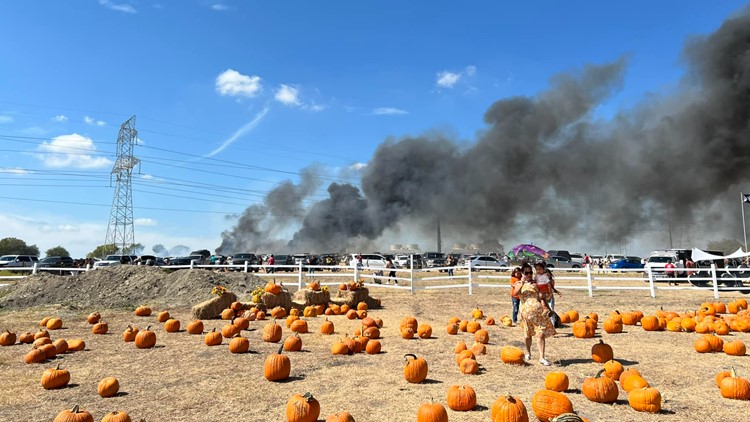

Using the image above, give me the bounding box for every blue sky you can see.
[0,1,745,258]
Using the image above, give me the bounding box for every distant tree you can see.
[706,239,743,255]
[45,246,70,257]
[121,243,144,255]
[87,244,118,258]
[0,237,40,256]
[152,244,168,256]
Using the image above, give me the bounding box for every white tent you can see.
[726,247,750,259]
[691,248,725,261]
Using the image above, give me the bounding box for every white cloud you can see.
[134,218,157,226]
[41,224,79,233]
[98,0,137,13]
[372,107,409,116]
[36,134,113,169]
[275,84,301,106]
[307,103,327,112]
[216,69,262,97]
[211,4,228,11]
[84,116,106,126]
[0,167,31,175]
[0,115,14,124]
[52,115,68,122]
[436,65,477,88]
[349,162,367,171]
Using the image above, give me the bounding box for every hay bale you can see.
[333,288,377,308]
[260,291,293,311]
[191,291,238,319]
[293,289,330,306]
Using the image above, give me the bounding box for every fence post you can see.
[647,267,656,298]
[467,263,473,295]
[32,263,38,275]
[244,261,248,273]
[711,263,719,299]
[354,263,360,284]
[407,255,414,294]
[584,264,592,297]
[190,260,195,270]
[298,261,303,290]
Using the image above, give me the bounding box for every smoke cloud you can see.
[218,8,750,254]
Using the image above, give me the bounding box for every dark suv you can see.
[37,256,75,275]
[231,253,260,272]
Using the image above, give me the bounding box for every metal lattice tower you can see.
[104,116,140,254]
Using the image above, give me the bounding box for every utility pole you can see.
[436,217,442,253]
[667,205,674,249]
[104,116,139,256]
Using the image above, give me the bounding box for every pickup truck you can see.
[0,255,39,268]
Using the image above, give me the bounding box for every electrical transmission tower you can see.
[104,116,140,255]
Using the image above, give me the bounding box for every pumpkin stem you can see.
[56,363,61,370]
[596,368,606,378]
[146,325,151,331]
[71,405,80,413]
[303,392,314,402]
[277,344,284,355]
[730,366,737,378]
[404,353,416,363]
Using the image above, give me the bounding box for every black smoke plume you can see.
[218,8,750,254]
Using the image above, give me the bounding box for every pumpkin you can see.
[621,311,640,326]
[34,329,50,340]
[284,333,303,352]
[491,393,529,422]
[33,337,52,347]
[122,325,138,342]
[286,392,320,422]
[205,328,222,346]
[229,333,250,353]
[286,315,300,328]
[487,317,496,325]
[404,353,428,383]
[39,316,51,327]
[724,340,746,356]
[233,317,250,331]
[19,332,34,344]
[24,347,47,364]
[572,319,595,338]
[474,329,489,344]
[41,343,58,359]
[364,326,380,339]
[531,390,574,422]
[716,369,733,388]
[703,333,724,352]
[628,387,662,413]
[52,338,68,354]
[501,346,525,365]
[265,345,291,381]
[317,304,328,316]
[331,340,349,355]
[134,306,152,316]
[346,310,358,320]
[222,321,241,339]
[459,320,469,332]
[470,342,487,356]
[603,317,623,334]
[591,340,613,363]
[681,318,697,332]
[187,320,204,335]
[459,357,479,374]
[582,369,618,403]
[326,412,355,422]
[265,280,282,294]
[446,323,459,335]
[101,411,131,422]
[365,339,381,354]
[86,312,101,324]
[622,374,649,392]
[603,360,624,381]
[67,339,85,352]
[97,376,120,397]
[320,318,335,335]
[163,319,180,333]
[544,371,569,392]
[157,311,171,322]
[456,350,475,366]
[53,405,94,422]
[719,367,750,400]
[262,319,283,343]
[290,319,309,334]
[467,320,481,334]
[135,326,156,349]
[46,317,63,330]
[0,330,16,346]
[640,315,661,331]
[400,316,418,332]
[694,337,712,353]
[417,324,432,339]
[618,368,640,384]
[303,306,318,318]
[41,364,70,390]
[401,327,415,339]
[416,400,448,422]
[446,385,476,411]
[256,311,267,320]
[455,341,467,354]
[566,310,580,322]
[340,305,350,314]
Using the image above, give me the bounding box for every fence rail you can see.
[1,262,748,299]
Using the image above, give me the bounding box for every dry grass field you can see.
[1,271,748,421]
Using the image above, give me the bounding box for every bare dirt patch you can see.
[0,269,748,421]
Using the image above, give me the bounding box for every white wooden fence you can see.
[2,261,748,299]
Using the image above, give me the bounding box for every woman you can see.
[512,262,555,366]
[386,257,397,285]
[509,267,522,324]
[534,261,560,310]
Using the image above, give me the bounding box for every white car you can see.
[349,254,389,270]
[644,255,676,277]
[93,254,137,269]
[467,255,507,271]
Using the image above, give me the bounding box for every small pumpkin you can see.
[24,347,47,364]
[53,405,94,422]
[135,326,156,349]
[187,320,204,335]
[544,371,569,392]
[404,353,428,383]
[86,312,101,324]
[320,318,335,335]
[531,389,574,422]
[365,339,381,354]
[491,393,529,422]
[446,384,477,411]
[603,360,624,381]
[205,328,222,346]
[474,329,489,344]
[67,339,85,352]
[0,330,17,346]
[263,319,283,343]
[286,392,320,422]
[459,357,479,374]
[591,339,613,363]
[97,376,120,397]
[723,339,746,356]
[92,321,109,335]
[229,333,250,354]
[284,333,303,352]
[416,400,448,422]
[331,340,349,355]
[52,338,68,354]
[290,319,309,334]
[134,306,152,316]
[46,317,63,330]
[417,323,432,339]
[582,369,619,403]
[501,346,525,365]
[265,280,282,294]
[122,325,138,342]
[157,311,171,323]
[101,411,132,422]
[628,387,662,413]
[41,364,70,390]
[719,367,750,400]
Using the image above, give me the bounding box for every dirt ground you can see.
[0,269,748,421]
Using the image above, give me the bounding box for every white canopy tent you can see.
[691,247,750,261]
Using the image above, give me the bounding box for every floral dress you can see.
[519,282,556,338]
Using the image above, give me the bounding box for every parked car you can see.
[394,254,423,269]
[644,255,676,278]
[570,253,585,265]
[605,254,626,264]
[609,257,645,271]
[0,254,39,268]
[37,256,74,274]
[134,255,164,266]
[547,250,572,261]
[272,254,296,272]
[349,253,389,270]
[166,256,194,267]
[544,256,581,269]
[467,255,507,271]
[423,252,446,268]
[231,253,260,271]
[92,254,137,269]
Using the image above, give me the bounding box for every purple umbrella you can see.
[508,244,548,261]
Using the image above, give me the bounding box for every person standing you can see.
[446,255,455,277]
[512,262,555,366]
[665,260,676,285]
[509,267,522,324]
[386,257,397,285]
[267,254,276,273]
